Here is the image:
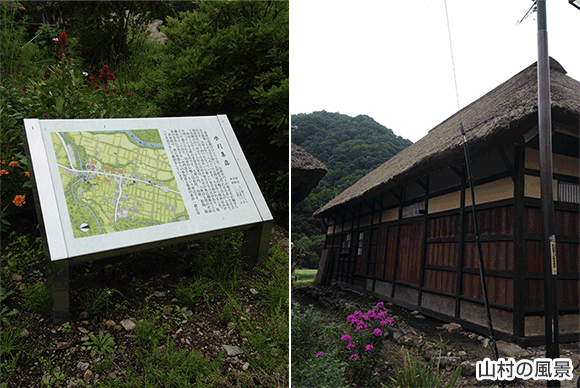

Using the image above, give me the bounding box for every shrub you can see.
[291,348,347,388]
[151,1,289,224]
[1,28,138,231]
[291,304,346,387]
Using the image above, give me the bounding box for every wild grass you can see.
[22,280,51,314]
[389,352,461,388]
[81,287,122,315]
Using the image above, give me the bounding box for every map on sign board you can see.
[50,129,189,238]
[24,116,272,261]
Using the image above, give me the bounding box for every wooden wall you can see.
[322,142,579,345]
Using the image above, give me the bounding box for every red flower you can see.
[98,65,110,84]
[57,30,68,57]
[44,67,51,80]
[58,30,67,47]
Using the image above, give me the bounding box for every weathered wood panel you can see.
[374,225,389,279]
[427,243,458,267]
[554,210,579,237]
[466,206,513,235]
[354,231,370,276]
[462,273,514,306]
[464,241,514,272]
[381,226,398,280]
[428,214,459,238]
[558,279,579,307]
[396,221,423,286]
[424,269,456,294]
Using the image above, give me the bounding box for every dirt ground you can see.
[2,223,288,387]
[292,283,580,388]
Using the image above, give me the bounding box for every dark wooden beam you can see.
[513,145,526,338]
[418,174,430,307]
[450,165,464,179]
[391,186,404,298]
[365,202,377,292]
[390,188,402,202]
[498,146,516,182]
[455,163,467,319]
[415,177,428,192]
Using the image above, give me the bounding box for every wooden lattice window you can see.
[558,181,579,204]
[357,232,364,256]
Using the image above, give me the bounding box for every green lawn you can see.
[292,269,318,286]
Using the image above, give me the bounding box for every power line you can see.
[442,0,500,363]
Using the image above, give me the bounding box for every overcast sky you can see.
[290,0,580,143]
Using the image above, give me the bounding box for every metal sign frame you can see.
[23,115,273,323]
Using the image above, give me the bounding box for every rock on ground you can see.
[120,319,136,331]
[496,340,527,358]
[222,345,244,356]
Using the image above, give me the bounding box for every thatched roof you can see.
[314,58,580,217]
[291,143,327,207]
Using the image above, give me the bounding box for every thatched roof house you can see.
[315,57,579,217]
[291,143,327,207]
[315,58,579,347]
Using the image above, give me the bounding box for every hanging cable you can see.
[443,0,499,362]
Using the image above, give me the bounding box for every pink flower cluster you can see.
[342,301,394,361]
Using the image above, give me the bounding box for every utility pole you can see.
[536,1,559,387]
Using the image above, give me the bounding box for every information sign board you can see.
[24,115,273,262]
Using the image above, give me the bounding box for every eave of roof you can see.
[314,58,580,218]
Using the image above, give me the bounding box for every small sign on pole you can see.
[23,115,273,323]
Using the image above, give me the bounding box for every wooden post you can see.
[391,185,405,298]
[418,175,430,307]
[513,144,526,339]
[47,259,70,324]
[242,220,273,267]
[455,164,466,319]
[537,1,560,375]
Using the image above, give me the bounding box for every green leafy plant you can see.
[196,233,244,288]
[0,232,43,277]
[1,28,137,233]
[60,322,71,334]
[0,325,23,382]
[219,297,237,325]
[134,312,161,350]
[291,348,347,388]
[0,287,18,324]
[390,352,462,388]
[176,277,215,310]
[82,331,115,357]
[152,1,289,224]
[255,246,289,313]
[23,280,51,314]
[81,288,121,315]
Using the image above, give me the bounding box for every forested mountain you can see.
[291,111,412,267]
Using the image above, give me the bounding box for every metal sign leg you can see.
[242,220,273,267]
[47,259,70,324]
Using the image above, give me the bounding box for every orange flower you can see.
[0,160,5,164]
[0,169,8,176]
[13,195,26,206]
[25,171,30,177]
[8,161,19,167]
